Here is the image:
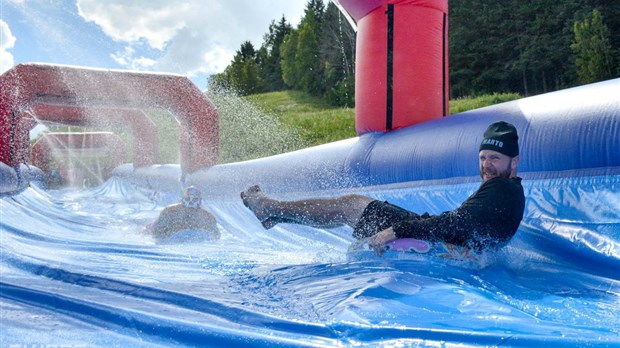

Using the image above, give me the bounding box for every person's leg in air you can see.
[241,185,373,229]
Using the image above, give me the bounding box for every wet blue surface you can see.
[1,173,618,347]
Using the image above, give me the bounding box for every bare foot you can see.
[240,185,271,224]
[241,185,297,229]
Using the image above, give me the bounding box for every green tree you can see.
[227,41,261,95]
[259,16,292,91]
[296,0,325,96]
[207,72,231,93]
[514,0,588,94]
[449,0,514,96]
[571,9,615,84]
[449,0,617,97]
[280,29,300,89]
[320,2,355,106]
[587,1,620,68]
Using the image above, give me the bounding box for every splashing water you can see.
[208,87,309,164]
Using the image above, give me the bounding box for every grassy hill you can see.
[244,91,357,147]
[208,90,521,164]
[243,91,521,143]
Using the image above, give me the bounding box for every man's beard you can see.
[480,161,512,180]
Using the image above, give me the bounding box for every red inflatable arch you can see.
[0,63,218,173]
[335,0,449,134]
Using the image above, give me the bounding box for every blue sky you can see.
[1,0,308,90]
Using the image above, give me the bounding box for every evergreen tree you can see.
[587,1,620,66]
[320,2,355,106]
[207,72,230,93]
[296,0,325,96]
[450,0,509,96]
[514,0,585,94]
[571,9,615,84]
[255,45,269,92]
[228,41,260,95]
[259,16,292,91]
[280,28,300,89]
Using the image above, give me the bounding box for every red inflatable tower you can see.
[336,0,449,134]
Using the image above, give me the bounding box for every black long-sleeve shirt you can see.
[392,177,525,250]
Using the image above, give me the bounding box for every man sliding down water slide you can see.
[146,186,220,241]
[241,121,525,256]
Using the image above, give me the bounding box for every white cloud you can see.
[110,46,156,70]
[1,20,17,73]
[76,0,307,76]
[77,0,190,50]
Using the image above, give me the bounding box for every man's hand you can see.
[368,227,397,256]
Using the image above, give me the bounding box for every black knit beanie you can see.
[479,121,519,157]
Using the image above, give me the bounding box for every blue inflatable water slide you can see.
[1,76,618,347]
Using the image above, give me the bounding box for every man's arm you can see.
[381,178,520,250]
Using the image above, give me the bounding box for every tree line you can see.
[208,0,355,106]
[450,0,619,97]
[208,0,619,104]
